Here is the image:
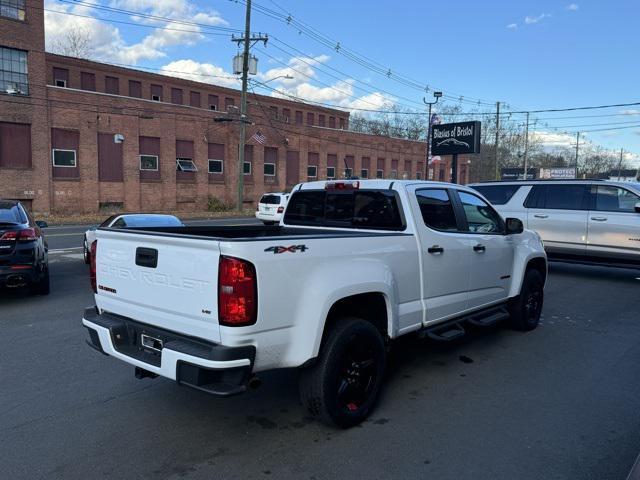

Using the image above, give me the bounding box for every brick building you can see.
[0,0,468,215]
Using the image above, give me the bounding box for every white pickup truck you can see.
[83,180,547,427]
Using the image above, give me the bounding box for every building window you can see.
[208,159,223,173]
[361,169,368,179]
[151,84,163,102]
[282,108,290,123]
[269,106,278,119]
[318,115,325,127]
[264,162,276,176]
[0,47,28,95]
[416,171,422,180]
[376,169,384,179]
[390,170,398,179]
[80,72,95,91]
[105,76,119,95]
[329,116,336,128]
[307,165,317,178]
[326,166,335,179]
[344,168,352,178]
[1,0,26,20]
[243,162,251,175]
[295,111,303,125]
[176,158,197,172]
[189,91,201,108]
[307,112,314,125]
[129,80,142,98]
[225,97,235,111]
[339,118,346,129]
[171,87,183,105]
[53,67,69,88]
[140,155,158,171]
[209,94,219,110]
[52,149,76,168]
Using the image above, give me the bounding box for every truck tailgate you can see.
[94,229,222,343]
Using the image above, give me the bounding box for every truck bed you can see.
[102,224,411,240]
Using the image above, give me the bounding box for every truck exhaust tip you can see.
[248,375,261,390]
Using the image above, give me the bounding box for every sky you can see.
[43,0,640,165]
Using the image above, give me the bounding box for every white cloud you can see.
[620,109,640,115]
[566,3,579,11]
[524,13,551,24]
[506,23,518,30]
[159,60,240,88]
[531,131,576,149]
[45,0,226,64]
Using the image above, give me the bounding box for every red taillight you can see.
[218,256,257,327]
[0,229,38,241]
[277,206,284,214]
[18,228,38,241]
[90,240,97,293]
[0,231,18,241]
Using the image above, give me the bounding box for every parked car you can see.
[469,180,640,267]
[82,180,546,427]
[83,214,184,264]
[255,193,289,225]
[0,200,49,295]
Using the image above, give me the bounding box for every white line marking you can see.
[49,247,83,254]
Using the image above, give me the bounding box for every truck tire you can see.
[299,317,386,428]
[508,269,543,331]
[83,237,90,264]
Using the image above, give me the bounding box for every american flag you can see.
[250,130,267,145]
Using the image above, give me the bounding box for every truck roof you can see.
[296,179,464,191]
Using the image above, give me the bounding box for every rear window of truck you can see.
[284,190,405,230]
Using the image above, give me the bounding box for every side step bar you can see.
[421,305,509,342]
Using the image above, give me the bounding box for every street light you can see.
[424,91,443,173]
[261,74,294,85]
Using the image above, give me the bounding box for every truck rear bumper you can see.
[82,307,256,396]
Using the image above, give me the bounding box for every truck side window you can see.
[415,189,458,231]
[458,191,504,233]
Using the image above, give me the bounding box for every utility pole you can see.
[617,148,624,180]
[523,112,530,180]
[574,131,580,177]
[231,0,268,212]
[423,91,442,179]
[494,101,500,180]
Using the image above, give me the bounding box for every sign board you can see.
[539,167,576,179]
[431,121,481,156]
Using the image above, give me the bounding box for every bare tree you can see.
[50,26,92,59]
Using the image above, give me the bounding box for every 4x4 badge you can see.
[264,245,308,254]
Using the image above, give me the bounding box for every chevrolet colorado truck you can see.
[83,180,547,427]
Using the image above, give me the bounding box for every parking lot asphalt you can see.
[2,229,640,479]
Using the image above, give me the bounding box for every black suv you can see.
[0,200,49,295]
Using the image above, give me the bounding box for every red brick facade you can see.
[0,1,467,215]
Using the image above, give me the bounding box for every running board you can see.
[467,307,509,327]
[421,304,509,342]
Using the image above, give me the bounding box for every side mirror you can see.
[635,202,640,214]
[35,220,48,229]
[506,217,524,235]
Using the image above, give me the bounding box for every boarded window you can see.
[339,118,346,129]
[176,140,195,182]
[53,67,68,87]
[171,88,183,105]
[307,112,314,125]
[209,94,219,110]
[308,152,319,178]
[327,153,337,178]
[282,108,291,122]
[151,84,163,101]
[129,80,142,98]
[98,133,123,181]
[105,76,119,95]
[0,122,31,168]
[243,144,253,180]
[139,136,160,181]
[225,97,235,110]
[80,72,95,91]
[208,143,224,181]
[295,111,303,125]
[318,115,326,127]
[377,157,385,178]
[189,91,201,108]
[344,155,355,178]
[286,150,300,185]
[404,160,412,178]
[417,161,424,179]
[264,147,278,178]
[51,128,79,178]
[269,106,278,118]
[329,116,336,128]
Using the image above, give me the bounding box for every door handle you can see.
[590,217,607,222]
[533,214,548,219]
[473,244,486,252]
[427,246,444,254]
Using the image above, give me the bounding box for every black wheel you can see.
[299,317,386,428]
[83,237,90,264]
[262,221,275,226]
[508,269,543,331]
[33,265,50,296]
